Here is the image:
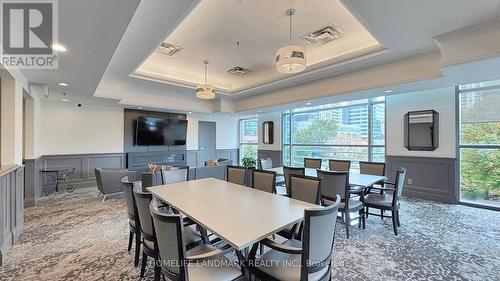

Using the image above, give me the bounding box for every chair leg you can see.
[396,209,401,226]
[365,207,369,218]
[362,210,366,229]
[128,231,134,251]
[392,210,398,236]
[345,212,350,239]
[101,194,107,202]
[134,233,141,267]
[381,209,384,219]
[140,252,147,277]
[154,257,161,281]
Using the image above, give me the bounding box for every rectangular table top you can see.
[148,178,320,251]
[264,167,385,187]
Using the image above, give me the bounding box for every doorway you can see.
[198,121,216,166]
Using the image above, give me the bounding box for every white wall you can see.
[186,113,238,150]
[258,111,282,151]
[386,87,456,158]
[41,101,124,155]
[0,72,24,165]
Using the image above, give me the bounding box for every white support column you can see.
[1,73,24,165]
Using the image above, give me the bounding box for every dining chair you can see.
[252,169,277,194]
[362,167,406,235]
[150,207,243,281]
[258,158,273,169]
[317,170,365,239]
[304,157,322,169]
[278,174,322,240]
[121,176,141,267]
[282,166,305,196]
[161,166,189,184]
[329,159,351,172]
[226,165,247,185]
[134,190,203,280]
[359,161,386,217]
[248,195,341,281]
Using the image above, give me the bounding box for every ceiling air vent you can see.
[156,43,182,57]
[227,66,251,76]
[301,25,343,45]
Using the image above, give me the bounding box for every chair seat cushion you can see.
[363,194,393,207]
[323,198,363,211]
[185,245,242,281]
[255,239,329,281]
[144,226,202,251]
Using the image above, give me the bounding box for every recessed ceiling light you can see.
[58,82,69,87]
[137,107,143,110]
[385,89,393,93]
[258,110,262,113]
[306,102,312,106]
[188,112,193,114]
[52,44,67,52]
[61,99,69,102]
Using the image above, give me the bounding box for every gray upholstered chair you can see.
[317,170,365,239]
[226,165,247,185]
[248,195,341,281]
[304,158,322,169]
[363,167,406,236]
[133,190,203,280]
[141,171,163,188]
[278,174,322,240]
[258,158,273,169]
[282,166,305,196]
[94,168,135,200]
[252,169,277,194]
[193,165,226,180]
[150,207,243,281]
[161,166,189,184]
[121,176,141,267]
[359,161,386,216]
[329,159,351,172]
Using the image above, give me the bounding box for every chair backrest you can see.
[150,205,187,280]
[121,177,138,220]
[161,166,189,184]
[252,169,276,193]
[328,159,351,172]
[289,174,322,205]
[194,165,226,180]
[316,170,349,201]
[300,195,340,281]
[94,168,135,194]
[133,190,155,241]
[283,166,305,195]
[142,171,163,188]
[258,158,273,170]
[392,168,407,206]
[359,161,385,176]
[304,158,322,169]
[226,165,247,185]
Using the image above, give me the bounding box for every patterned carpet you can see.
[0,187,499,281]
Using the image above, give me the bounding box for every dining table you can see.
[148,177,320,252]
[264,166,386,188]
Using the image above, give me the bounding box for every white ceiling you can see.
[19,0,140,105]
[134,0,383,94]
[17,0,500,113]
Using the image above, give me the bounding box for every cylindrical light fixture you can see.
[196,60,215,99]
[276,9,306,74]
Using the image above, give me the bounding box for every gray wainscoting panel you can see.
[24,158,42,207]
[386,155,458,203]
[216,149,239,165]
[186,150,199,167]
[0,165,24,266]
[40,153,126,192]
[257,150,283,167]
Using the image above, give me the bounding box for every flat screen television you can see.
[135,117,188,146]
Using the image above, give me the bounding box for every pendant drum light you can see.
[276,8,306,74]
[196,60,215,99]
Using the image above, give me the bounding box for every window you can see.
[239,118,258,165]
[458,80,500,208]
[283,97,385,171]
